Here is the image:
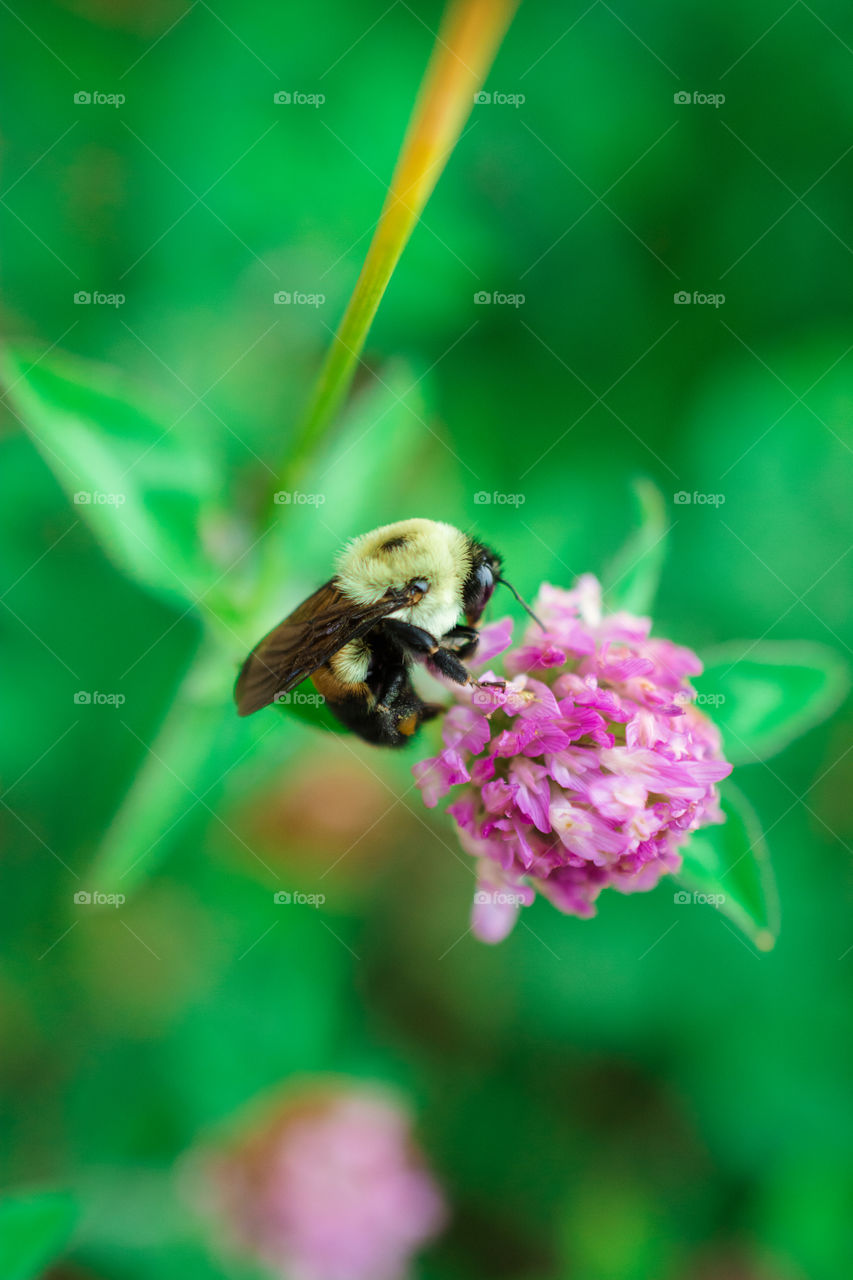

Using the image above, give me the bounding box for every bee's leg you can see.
[439,624,479,659]
[370,659,408,705]
[437,626,506,692]
[382,619,503,691]
[383,619,472,687]
[438,628,505,691]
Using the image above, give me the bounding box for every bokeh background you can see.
[2,1,853,1277]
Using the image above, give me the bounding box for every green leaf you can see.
[602,478,668,614]
[0,1190,78,1280]
[1,346,219,611]
[676,782,780,949]
[695,641,848,764]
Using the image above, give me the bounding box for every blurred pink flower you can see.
[414,576,732,942]
[207,1083,446,1280]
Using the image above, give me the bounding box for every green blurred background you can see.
[1,0,852,1277]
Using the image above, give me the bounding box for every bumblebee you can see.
[235,518,530,746]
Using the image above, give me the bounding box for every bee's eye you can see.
[478,565,495,604]
[464,563,495,622]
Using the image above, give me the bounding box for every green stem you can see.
[280,0,519,482]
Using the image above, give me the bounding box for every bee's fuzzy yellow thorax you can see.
[335,518,472,638]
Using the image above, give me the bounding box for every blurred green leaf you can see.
[0,1190,77,1280]
[260,361,436,588]
[602,478,668,615]
[556,1172,680,1280]
[696,641,849,764]
[91,640,237,892]
[1,346,220,611]
[302,361,431,534]
[677,781,780,949]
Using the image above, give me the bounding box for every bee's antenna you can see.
[496,577,545,630]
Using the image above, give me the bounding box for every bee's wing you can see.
[234,580,404,717]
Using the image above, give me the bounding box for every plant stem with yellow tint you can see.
[286,0,519,474]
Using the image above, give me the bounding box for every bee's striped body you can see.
[235,518,506,746]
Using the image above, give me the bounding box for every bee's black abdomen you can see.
[323,690,430,747]
[310,626,438,747]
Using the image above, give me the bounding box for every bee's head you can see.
[462,542,502,625]
[463,538,543,629]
